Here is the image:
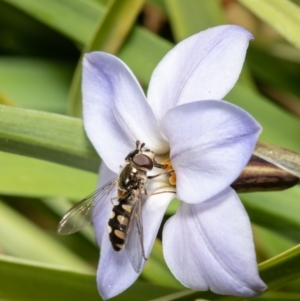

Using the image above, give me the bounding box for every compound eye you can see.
[133,154,153,170]
[125,149,139,162]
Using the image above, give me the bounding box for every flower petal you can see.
[161,100,261,204]
[82,52,168,172]
[147,25,253,121]
[97,187,174,299]
[163,187,267,296]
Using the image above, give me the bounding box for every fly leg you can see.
[110,197,119,205]
[149,159,174,179]
[147,171,174,180]
[136,178,148,196]
[154,161,168,169]
[150,189,176,196]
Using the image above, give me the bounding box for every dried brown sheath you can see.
[231,155,299,193]
[254,141,300,178]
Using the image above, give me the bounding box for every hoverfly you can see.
[58,140,168,273]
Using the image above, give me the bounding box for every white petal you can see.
[98,162,117,187]
[161,100,261,204]
[163,188,267,296]
[82,52,168,173]
[97,187,174,299]
[147,25,253,121]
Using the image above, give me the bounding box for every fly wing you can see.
[125,191,146,273]
[58,178,118,235]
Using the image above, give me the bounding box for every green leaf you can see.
[2,0,103,44]
[118,27,173,84]
[247,47,300,100]
[255,292,300,300]
[0,58,72,113]
[238,0,300,49]
[253,225,295,260]
[89,0,145,54]
[0,91,15,106]
[164,0,225,42]
[143,240,184,289]
[68,0,145,116]
[0,200,92,271]
[242,186,300,242]
[0,151,97,199]
[4,0,173,85]
[0,255,180,301]
[260,245,300,291]
[0,255,100,301]
[0,105,99,172]
[228,83,300,151]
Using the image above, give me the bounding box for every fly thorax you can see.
[118,164,138,192]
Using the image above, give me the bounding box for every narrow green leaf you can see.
[0,255,99,301]
[89,0,145,54]
[68,0,145,116]
[164,0,225,42]
[253,225,295,260]
[0,91,15,106]
[143,240,184,289]
[247,47,300,99]
[239,0,300,48]
[255,292,300,300]
[0,105,99,172]
[0,58,72,113]
[2,0,103,44]
[228,83,300,152]
[118,26,172,84]
[0,255,180,301]
[0,151,97,199]
[260,245,300,290]
[4,0,173,84]
[242,186,300,242]
[0,200,92,271]
[159,291,300,301]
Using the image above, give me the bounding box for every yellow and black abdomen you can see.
[108,192,136,251]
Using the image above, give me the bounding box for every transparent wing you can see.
[125,192,146,273]
[58,178,118,235]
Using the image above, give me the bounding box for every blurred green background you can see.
[0,0,300,300]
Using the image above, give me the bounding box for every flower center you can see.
[161,158,176,186]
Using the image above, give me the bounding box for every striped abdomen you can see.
[108,191,138,251]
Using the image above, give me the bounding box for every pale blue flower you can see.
[82,25,267,300]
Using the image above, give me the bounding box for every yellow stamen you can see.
[161,158,176,186]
